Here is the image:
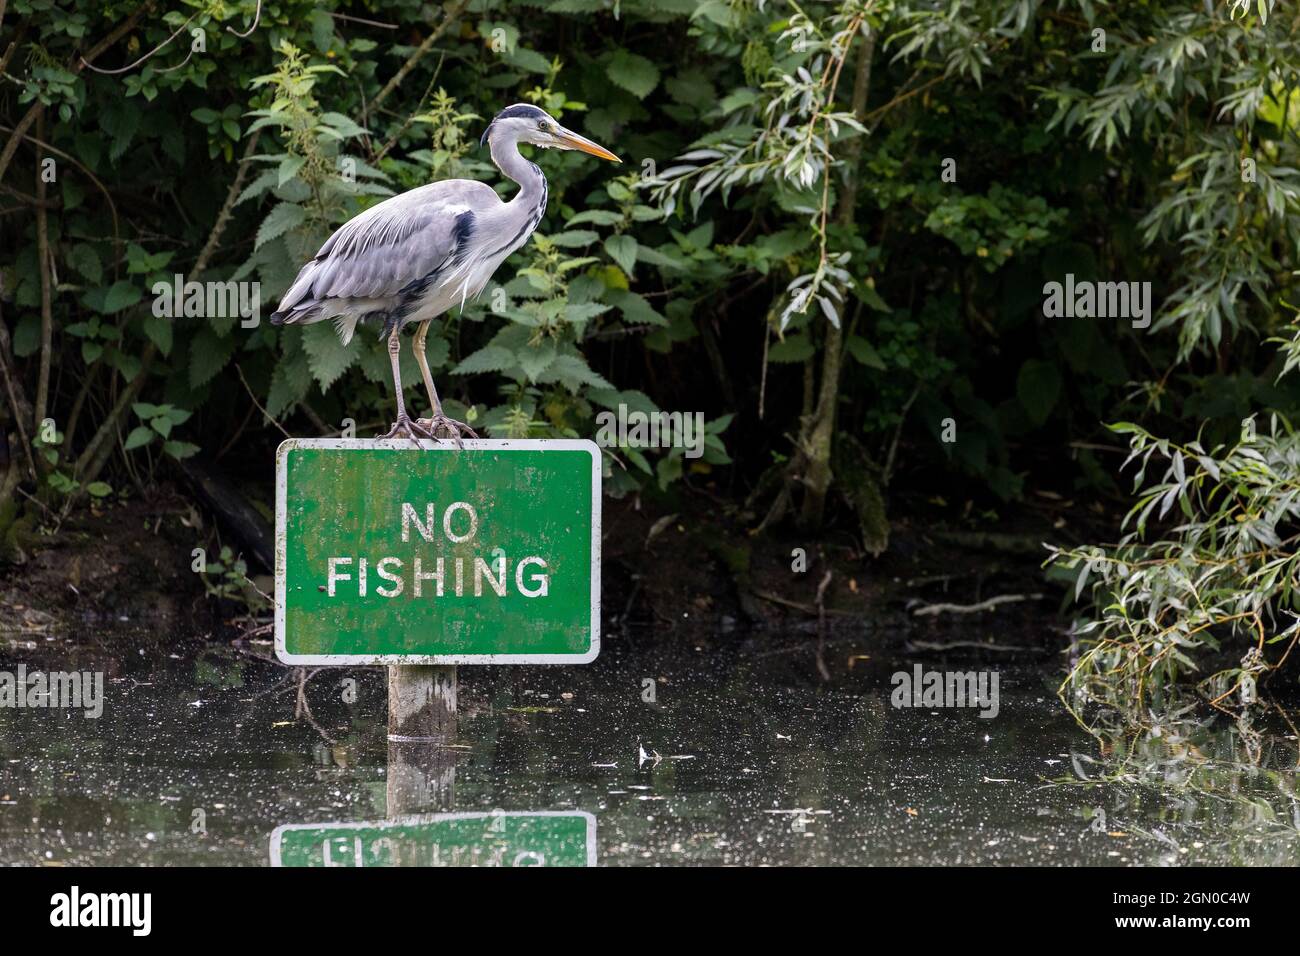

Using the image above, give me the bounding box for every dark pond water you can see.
[1,623,1297,866]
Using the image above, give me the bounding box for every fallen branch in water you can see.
[751,586,858,617]
[814,569,833,681]
[905,639,1040,653]
[910,593,1044,617]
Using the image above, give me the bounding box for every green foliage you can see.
[3,0,1300,541]
[1049,329,1300,712]
[200,544,266,610]
[124,403,197,460]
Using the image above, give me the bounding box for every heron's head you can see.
[481,104,621,163]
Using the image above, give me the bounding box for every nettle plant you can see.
[199,544,265,610]
[234,41,392,418]
[123,403,198,462]
[1048,341,1300,715]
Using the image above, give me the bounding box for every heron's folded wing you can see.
[284,180,500,309]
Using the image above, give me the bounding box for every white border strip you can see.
[274,438,601,666]
[269,810,597,867]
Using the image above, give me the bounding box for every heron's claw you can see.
[380,414,436,447]
[415,415,478,449]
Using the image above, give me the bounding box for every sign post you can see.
[275,437,601,748]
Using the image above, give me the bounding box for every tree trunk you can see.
[32,108,52,436]
[798,31,877,529]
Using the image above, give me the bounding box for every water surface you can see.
[1,625,1296,865]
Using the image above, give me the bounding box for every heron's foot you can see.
[415,415,479,447]
[380,414,435,446]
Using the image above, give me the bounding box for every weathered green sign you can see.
[270,811,596,867]
[275,438,600,664]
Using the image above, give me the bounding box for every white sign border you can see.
[274,437,601,665]
[269,810,598,867]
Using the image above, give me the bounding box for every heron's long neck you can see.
[490,136,548,213]
[483,136,548,259]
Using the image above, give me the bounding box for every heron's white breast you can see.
[406,247,515,323]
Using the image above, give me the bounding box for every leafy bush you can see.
[1050,333,1300,712]
[3,0,1300,561]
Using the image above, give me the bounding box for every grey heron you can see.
[269,103,621,440]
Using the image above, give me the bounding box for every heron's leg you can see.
[411,318,479,444]
[412,320,444,419]
[379,319,433,443]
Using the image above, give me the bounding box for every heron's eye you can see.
[538,121,550,132]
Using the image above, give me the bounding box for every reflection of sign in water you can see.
[275,439,601,664]
[269,811,596,867]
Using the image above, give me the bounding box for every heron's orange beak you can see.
[555,127,621,163]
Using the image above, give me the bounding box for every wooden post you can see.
[387,664,456,740]
[386,665,457,821]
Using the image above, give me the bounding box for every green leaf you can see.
[66,244,102,284]
[453,345,517,375]
[309,8,335,51]
[301,322,357,391]
[605,235,638,276]
[85,481,113,498]
[107,348,140,382]
[267,351,312,418]
[189,330,236,389]
[856,283,892,313]
[846,334,886,370]
[163,440,200,460]
[516,340,557,382]
[143,313,174,356]
[566,209,623,227]
[636,243,687,270]
[236,169,278,206]
[505,47,553,75]
[123,426,155,451]
[607,290,667,326]
[563,302,612,327]
[547,230,599,248]
[421,335,450,371]
[102,280,143,314]
[256,203,307,250]
[277,154,307,187]
[656,450,683,489]
[537,354,612,392]
[606,50,660,98]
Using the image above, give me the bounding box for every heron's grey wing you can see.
[273,180,501,317]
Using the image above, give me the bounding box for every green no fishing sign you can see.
[275,439,601,664]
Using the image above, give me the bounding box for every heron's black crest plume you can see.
[480,103,550,146]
